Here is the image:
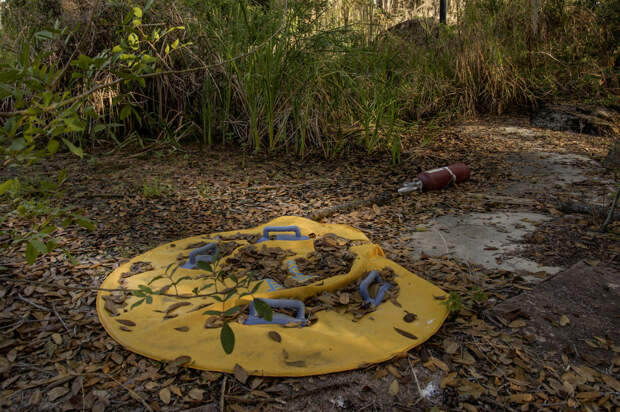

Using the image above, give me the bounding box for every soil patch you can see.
[492,260,619,365]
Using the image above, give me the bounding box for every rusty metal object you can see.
[399,163,470,194]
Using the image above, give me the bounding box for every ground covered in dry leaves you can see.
[0,117,618,411]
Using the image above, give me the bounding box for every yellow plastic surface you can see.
[97,216,448,377]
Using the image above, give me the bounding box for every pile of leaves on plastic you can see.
[305,267,400,322]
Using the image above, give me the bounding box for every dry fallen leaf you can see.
[403,312,417,323]
[507,393,534,403]
[174,326,190,332]
[394,327,417,340]
[116,319,136,327]
[234,363,249,384]
[166,302,191,314]
[508,319,527,328]
[51,333,62,345]
[388,379,399,396]
[268,331,281,343]
[188,388,204,401]
[47,386,69,402]
[559,315,570,326]
[159,387,171,404]
[386,365,402,379]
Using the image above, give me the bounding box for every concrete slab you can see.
[404,212,563,274]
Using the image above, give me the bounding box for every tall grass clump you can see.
[1,0,617,162]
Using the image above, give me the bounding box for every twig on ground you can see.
[17,294,51,312]
[220,375,227,412]
[408,355,423,399]
[52,303,72,335]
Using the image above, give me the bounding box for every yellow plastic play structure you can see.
[97,216,448,377]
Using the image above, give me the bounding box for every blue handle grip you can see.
[244,298,306,326]
[181,243,217,269]
[359,270,391,306]
[257,226,309,243]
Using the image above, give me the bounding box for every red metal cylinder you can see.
[417,163,470,191]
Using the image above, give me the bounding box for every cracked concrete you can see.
[404,212,562,275]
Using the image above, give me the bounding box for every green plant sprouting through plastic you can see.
[129,253,272,354]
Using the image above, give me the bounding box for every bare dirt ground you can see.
[0,116,618,411]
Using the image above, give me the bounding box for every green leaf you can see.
[223,306,242,317]
[212,295,222,302]
[133,7,143,18]
[203,310,222,316]
[34,30,56,40]
[253,298,273,321]
[0,179,15,196]
[250,283,261,294]
[220,321,235,354]
[131,290,145,298]
[131,298,145,309]
[8,137,26,152]
[200,283,214,291]
[45,239,58,252]
[25,242,39,265]
[196,261,212,272]
[75,216,95,231]
[138,285,152,294]
[62,138,83,158]
[223,288,237,302]
[47,139,59,154]
[145,295,153,304]
[30,239,47,254]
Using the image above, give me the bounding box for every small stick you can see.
[408,355,423,399]
[220,375,227,412]
[17,294,51,312]
[52,303,71,335]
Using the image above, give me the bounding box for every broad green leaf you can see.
[25,242,39,265]
[145,295,152,304]
[30,239,47,254]
[220,321,235,354]
[138,285,152,294]
[253,298,273,321]
[223,306,242,317]
[8,137,26,152]
[196,261,212,272]
[75,217,95,231]
[131,290,145,298]
[0,179,14,196]
[46,239,58,252]
[62,138,83,158]
[47,139,59,154]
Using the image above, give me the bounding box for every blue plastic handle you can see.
[244,298,307,326]
[359,270,391,306]
[181,243,217,269]
[257,226,309,243]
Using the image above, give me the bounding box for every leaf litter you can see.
[0,119,617,410]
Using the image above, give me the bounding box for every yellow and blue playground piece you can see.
[96,216,448,377]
